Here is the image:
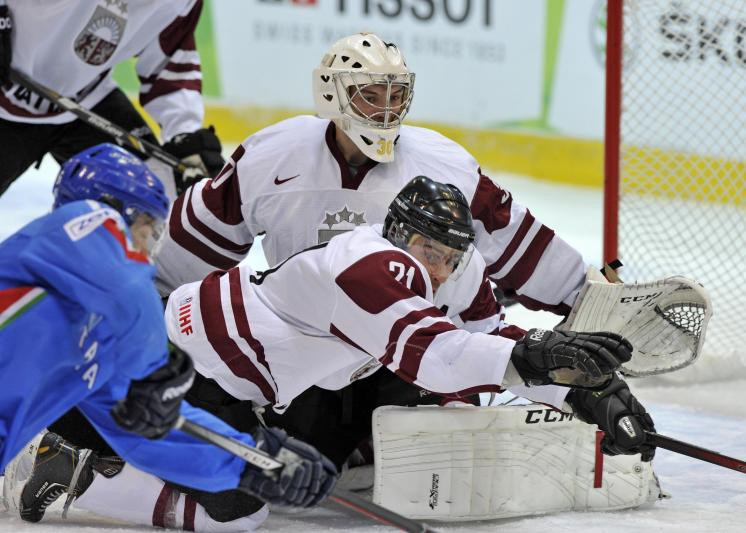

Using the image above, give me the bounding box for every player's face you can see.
[349,83,407,124]
[407,234,464,293]
[129,212,164,255]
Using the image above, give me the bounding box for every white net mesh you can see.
[617,0,746,378]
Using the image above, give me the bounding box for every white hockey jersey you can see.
[156,116,587,314]
[1,0,204,140]
[165,225,569,411]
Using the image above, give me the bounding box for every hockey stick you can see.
[175,417,438,533]
[8,68,197,178]
[646,431,746,474]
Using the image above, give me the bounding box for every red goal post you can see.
[603,0,746,374]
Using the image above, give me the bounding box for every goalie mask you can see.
[384,176,475,290]
[313,33,415,163]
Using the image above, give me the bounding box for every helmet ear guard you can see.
[312,33,415,163]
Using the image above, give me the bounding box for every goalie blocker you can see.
[372,404,664,521]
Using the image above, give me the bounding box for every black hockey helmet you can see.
[384,175,475,253]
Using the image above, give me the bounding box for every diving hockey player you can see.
[153,29,598,468]
[0,144,337,527]
[10,176,655,531]
[0,0,224,197]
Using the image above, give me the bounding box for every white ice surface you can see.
[0,156,744,532]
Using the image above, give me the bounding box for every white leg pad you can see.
[372,404,662,521]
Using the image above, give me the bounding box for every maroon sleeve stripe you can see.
[493,225,554,292]
[330,323,370,355]
[140,79,202,106]
[514,294,572,315]
[168,189,242,269]
[469,172,513,233]
[381,307,443,365]
[159,0,202,55]
[183,496,197,531]
[152,485,175,528]
[485,211,535,277]
[228,268,277,389]
[185,190,251,254]
[202,145,246,225]
[497,324,526,340]
[397,321,458,381]
[458,274,499,324]
[138,61,200,84]
[199,272,276,404]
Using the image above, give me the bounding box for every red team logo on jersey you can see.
[178,297,193,336]
[73,5,126,66]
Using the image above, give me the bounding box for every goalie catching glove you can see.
[111,345,195,439]
[566,374,656,461]
[511,329,633,389]
[239,426,338,508]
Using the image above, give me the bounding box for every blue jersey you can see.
[0,200,254,491]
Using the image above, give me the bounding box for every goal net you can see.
[604,0,746,380]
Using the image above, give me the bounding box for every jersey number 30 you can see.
[389,261,415,289]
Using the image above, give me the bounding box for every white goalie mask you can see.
[313,33,415,163]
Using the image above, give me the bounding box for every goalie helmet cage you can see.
[603,0,746,375]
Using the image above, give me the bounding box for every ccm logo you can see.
[620,292,662,303]
[525,408,574,424]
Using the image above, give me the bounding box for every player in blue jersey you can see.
[0,144,337,523]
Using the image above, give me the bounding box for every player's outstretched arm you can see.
[565,373,656,461]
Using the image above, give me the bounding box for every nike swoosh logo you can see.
[274,174,300,185]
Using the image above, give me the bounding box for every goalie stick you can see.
[8,68,199,190]
[646,431,746,475]
[175,417,438,533]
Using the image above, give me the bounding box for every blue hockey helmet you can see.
[53,143,169,226]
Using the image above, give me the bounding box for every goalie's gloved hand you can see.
[566,374,656,461]
[111,345,195,439]
[0,5,12,85]
[511,329,632,388]
[162,126,225,187]
[239,426,338,508]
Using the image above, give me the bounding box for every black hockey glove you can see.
[239,426,338,508]
[111,345,195,439]
[566,374,656,461]
[162,126,225,191]
[511,329,632,389]
[0,4,12,85]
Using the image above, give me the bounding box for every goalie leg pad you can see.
[372,404,662,521]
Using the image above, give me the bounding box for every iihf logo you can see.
[318,206,366,243]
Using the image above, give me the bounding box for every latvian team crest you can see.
[74,3,128,66]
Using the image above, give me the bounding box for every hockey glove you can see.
[566,373,656,461]
[111,345,195,439]
[0,5,11,85]
[162,126,225,190]
[511,329,632,388]
[239,426,338,508]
